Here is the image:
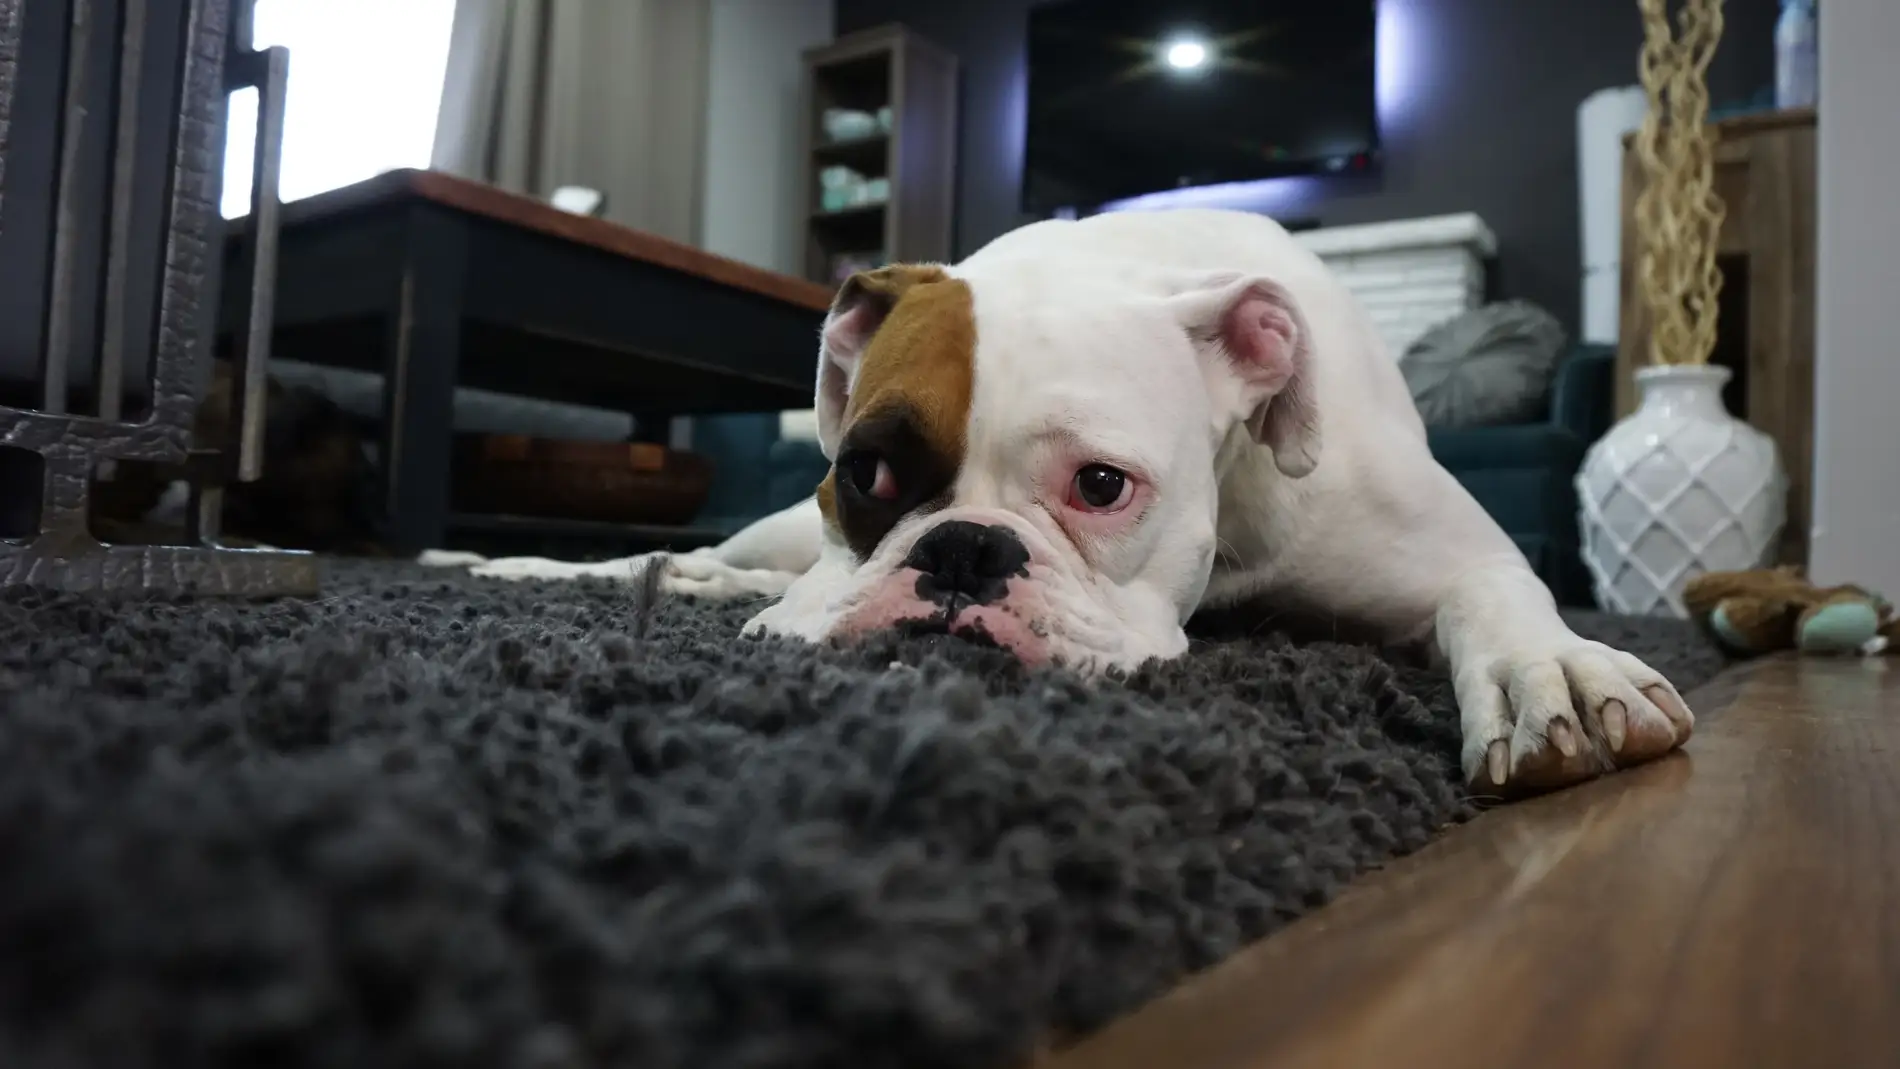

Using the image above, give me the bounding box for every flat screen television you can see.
[1022,0,1379,213]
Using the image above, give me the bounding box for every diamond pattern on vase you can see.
[1576,365,1787,618]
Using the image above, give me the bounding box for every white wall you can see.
[700,0,832,274]
[1811,0,1900,593]
[701,0,831,440]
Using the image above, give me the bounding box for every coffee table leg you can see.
[378,212,467,553]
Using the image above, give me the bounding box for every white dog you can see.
[427,209,1693,792]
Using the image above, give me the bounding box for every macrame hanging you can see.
[1632,0,1728,366]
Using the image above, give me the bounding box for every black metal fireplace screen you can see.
[0,0,315,594]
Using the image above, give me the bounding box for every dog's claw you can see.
[1549,718,1579,758]
[1601,699,1628,752]
[1644,684,1694,738]
[1486,739,1509,786]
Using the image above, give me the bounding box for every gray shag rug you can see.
[0,560,1727,1069]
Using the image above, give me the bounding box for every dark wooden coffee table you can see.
[218,169,834,554]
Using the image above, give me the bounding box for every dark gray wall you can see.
[833,0,1780,333]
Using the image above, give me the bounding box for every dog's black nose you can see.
[905,521,1030,608]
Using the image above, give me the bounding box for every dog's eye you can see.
[1070,463,1132,512]
[841,451,898,501]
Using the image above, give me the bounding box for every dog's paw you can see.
[466,550,796,601]
[663,554,800,601]
[467,553,662,583]
[417,549,488,568]
[1458,640,1694,795]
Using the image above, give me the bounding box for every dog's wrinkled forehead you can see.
[815,266,977,557]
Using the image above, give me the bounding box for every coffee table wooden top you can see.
[1043,654,1900,1069]
[270,169,837,314]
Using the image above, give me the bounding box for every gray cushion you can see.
[1399,301,1567,428]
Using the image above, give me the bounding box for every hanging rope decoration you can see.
[1633,0,1727,366]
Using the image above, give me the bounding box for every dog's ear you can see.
[815,264,948,459]
[1168,274,1321,478]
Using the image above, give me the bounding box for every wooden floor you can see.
[1044,655,1900,1069]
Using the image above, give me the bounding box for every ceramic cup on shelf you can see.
[1576,363,1787,617]
[822,108,878,142]
[819,165,867,212]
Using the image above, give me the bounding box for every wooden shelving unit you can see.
[798,25,959,285]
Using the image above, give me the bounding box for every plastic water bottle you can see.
[1775,0,1818,110]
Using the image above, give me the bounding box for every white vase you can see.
[1576,364,1787,617]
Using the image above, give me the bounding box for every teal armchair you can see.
[1426,345,1615,607]
[693,414,828,534]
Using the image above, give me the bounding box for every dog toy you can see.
[1682,566,1900,657]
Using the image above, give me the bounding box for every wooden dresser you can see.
[1616,108,1817,565]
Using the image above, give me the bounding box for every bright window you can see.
[221,0,458,218]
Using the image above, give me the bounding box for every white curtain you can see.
[431,0,711,244]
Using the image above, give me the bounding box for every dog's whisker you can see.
[1214,537,1242,567]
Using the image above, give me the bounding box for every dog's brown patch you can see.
[815,265,976,551]
[845,269,976,452]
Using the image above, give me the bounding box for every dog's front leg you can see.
[1434,558,1695,793]
[444,497,823,599]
